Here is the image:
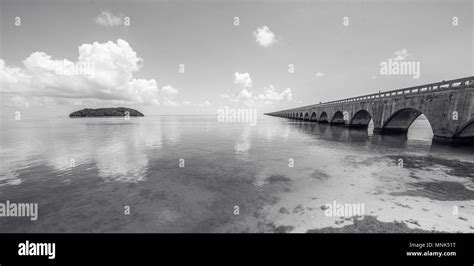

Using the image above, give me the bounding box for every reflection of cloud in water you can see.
[91,121,162,182]
[47,145,91,173]
[0,169,22,186]
[161,117,181,144]
[46,121,162,182]
[0,154,21,186]
[260,122,289,142]
[0,118,164,184]
[0,132,45,186]
[95,141,149,182]
[235,126,251,154]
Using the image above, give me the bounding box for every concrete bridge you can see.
[265,76,474,145]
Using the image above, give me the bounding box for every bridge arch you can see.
[299,112,304,120]
[330,111,345,125]
[319,112,328,123]
[310,111,318,121]
[455,118,474,138]
[349,110,372,128]
[304,112,310,121]
[381,108,428,134]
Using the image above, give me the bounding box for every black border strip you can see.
[0,233,472,265]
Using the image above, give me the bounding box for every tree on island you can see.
[69,107,144,117]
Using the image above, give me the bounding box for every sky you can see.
[0,0,472,117]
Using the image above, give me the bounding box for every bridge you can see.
[265,76,474,145]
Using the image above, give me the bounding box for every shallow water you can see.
[0,115,473,232]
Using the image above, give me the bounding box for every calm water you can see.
[0,115,473,233]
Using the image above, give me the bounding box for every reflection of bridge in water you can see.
[288,121,474,156]
[266,77,474,145]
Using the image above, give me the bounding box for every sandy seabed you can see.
[257,149,474,233]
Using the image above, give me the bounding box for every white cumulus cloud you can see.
[253,26,276,47]
[161,85,179,106]
[234,72,253,88]
[224,72,292,106]
[161,85,179,96]
[224,86,292,107]
[0,39,160,105]
[95,10,123,27]
[258,85,292,103]
[238,88,253,99]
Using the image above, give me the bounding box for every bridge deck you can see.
[267,76,474,114]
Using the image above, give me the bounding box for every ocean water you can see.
[0,115,473,233]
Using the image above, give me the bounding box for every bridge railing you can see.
[270,76,474,114]
[318,76,474,107]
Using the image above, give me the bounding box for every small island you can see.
[69,107,144,118]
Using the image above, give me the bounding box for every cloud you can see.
[163,99,178,106]
[198,100,211,107]
[315,72,325,77]
[161,85,178,96]
[392,49,410,61]
[238,88,253,99]
[258,85,292,103]
[234,72,252,88]
[161,85,179,106]
[95,10,123,27]
[222,88,253,103]
[0,59,30,84]
[224,85,292,107]
[0,39,160,106]
[224,72,292,106]
[253,26,276,47]
[9,95,30,108]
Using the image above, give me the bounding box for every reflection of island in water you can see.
[69,107,144,117]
